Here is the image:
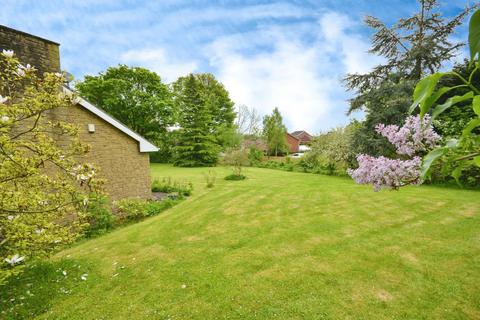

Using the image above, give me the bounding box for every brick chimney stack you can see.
[0,25,60,76]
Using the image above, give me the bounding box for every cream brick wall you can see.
[52,105,153,201]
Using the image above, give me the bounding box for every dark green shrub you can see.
[85,196,115,237]
[225,174,247,181]
[144,199,177,217]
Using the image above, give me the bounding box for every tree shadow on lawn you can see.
[0,258,96,319]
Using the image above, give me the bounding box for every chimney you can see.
[0,25,60,76]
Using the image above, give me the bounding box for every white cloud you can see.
[207,12,380,133]
[120,48,198,83]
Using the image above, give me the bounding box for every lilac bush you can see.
[348,115,440,191]
[375,115,440,156]
[347,155,422,191]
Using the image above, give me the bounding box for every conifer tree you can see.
[173,74,219,166]
[344,0,476,156]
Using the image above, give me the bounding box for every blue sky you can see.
[0,0,474,133]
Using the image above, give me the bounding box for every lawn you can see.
[2,164,480,319]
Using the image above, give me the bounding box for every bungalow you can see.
[0,25,158,200]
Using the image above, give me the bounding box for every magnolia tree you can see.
[0,50,102,285]
[349,8,480,191]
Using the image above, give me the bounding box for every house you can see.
[0,25,158,200]
[241,136,268,153]
[290,130,313,145]
[286,133,300,153]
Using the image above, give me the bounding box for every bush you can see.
[85,196,115,237]
[204,170,217,188]
[114,198,178,222]
[225,174,247,181]
[151,177,193,197]
[115,199,146,222]
[248,146,263,165]
[223,148,249,176]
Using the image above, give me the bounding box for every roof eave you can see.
[63,87,159,153]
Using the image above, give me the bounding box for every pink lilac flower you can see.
[375,115,440,156]
[348,154,422,191]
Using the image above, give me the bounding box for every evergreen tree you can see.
[344,0,476,156]
[172,74,219,167]
[173,73,235,149]
[263,107,288,156]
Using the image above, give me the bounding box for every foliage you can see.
[301,122,359,175]
[247,145,263,165]
[76,65,175,159]
[84,196,115,237]
[349,115,440,190]
[223,148,249,177]
[345,1,475,157]
[345,0,475,113]
[151,177,193,197]
[172,74,220,166]
[0,50,103,285]
[114,198,177,222]
[173,73,236,150]
[203,170,217,188]
[262,107,288,156]
[409,8,480,183]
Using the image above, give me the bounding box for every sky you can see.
[0,0,474,133]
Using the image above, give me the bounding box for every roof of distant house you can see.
[291,130,312,138]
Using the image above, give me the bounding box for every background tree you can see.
[172,74,219,167]
[262,107,288,156]
[76,65,175,161]
[302,122,361,175]
[0,51,102,285]
[345,0,476,156]
[173,73,235,150]
[236,104,262,136]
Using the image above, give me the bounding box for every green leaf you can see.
[469,9,480,60]
[473,95,480,116]
[474,156,480,167]
[409,73,444,115]
[421,147,446,179]
[431,92,474,120]
[462,118,480,137]
[452,165,464,186]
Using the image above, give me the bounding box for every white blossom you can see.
[54,72,63,78]
[1,116,9,123]
[62,270,67,276]
[80,273,88,281]
[2,49,14,58]
[0,95,8,104]
[16,67,25,77]
[4,254,25,266]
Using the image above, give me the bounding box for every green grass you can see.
[2,164,480,319]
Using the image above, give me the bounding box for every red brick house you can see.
[291,130,313,145]
[286,133,300,153]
